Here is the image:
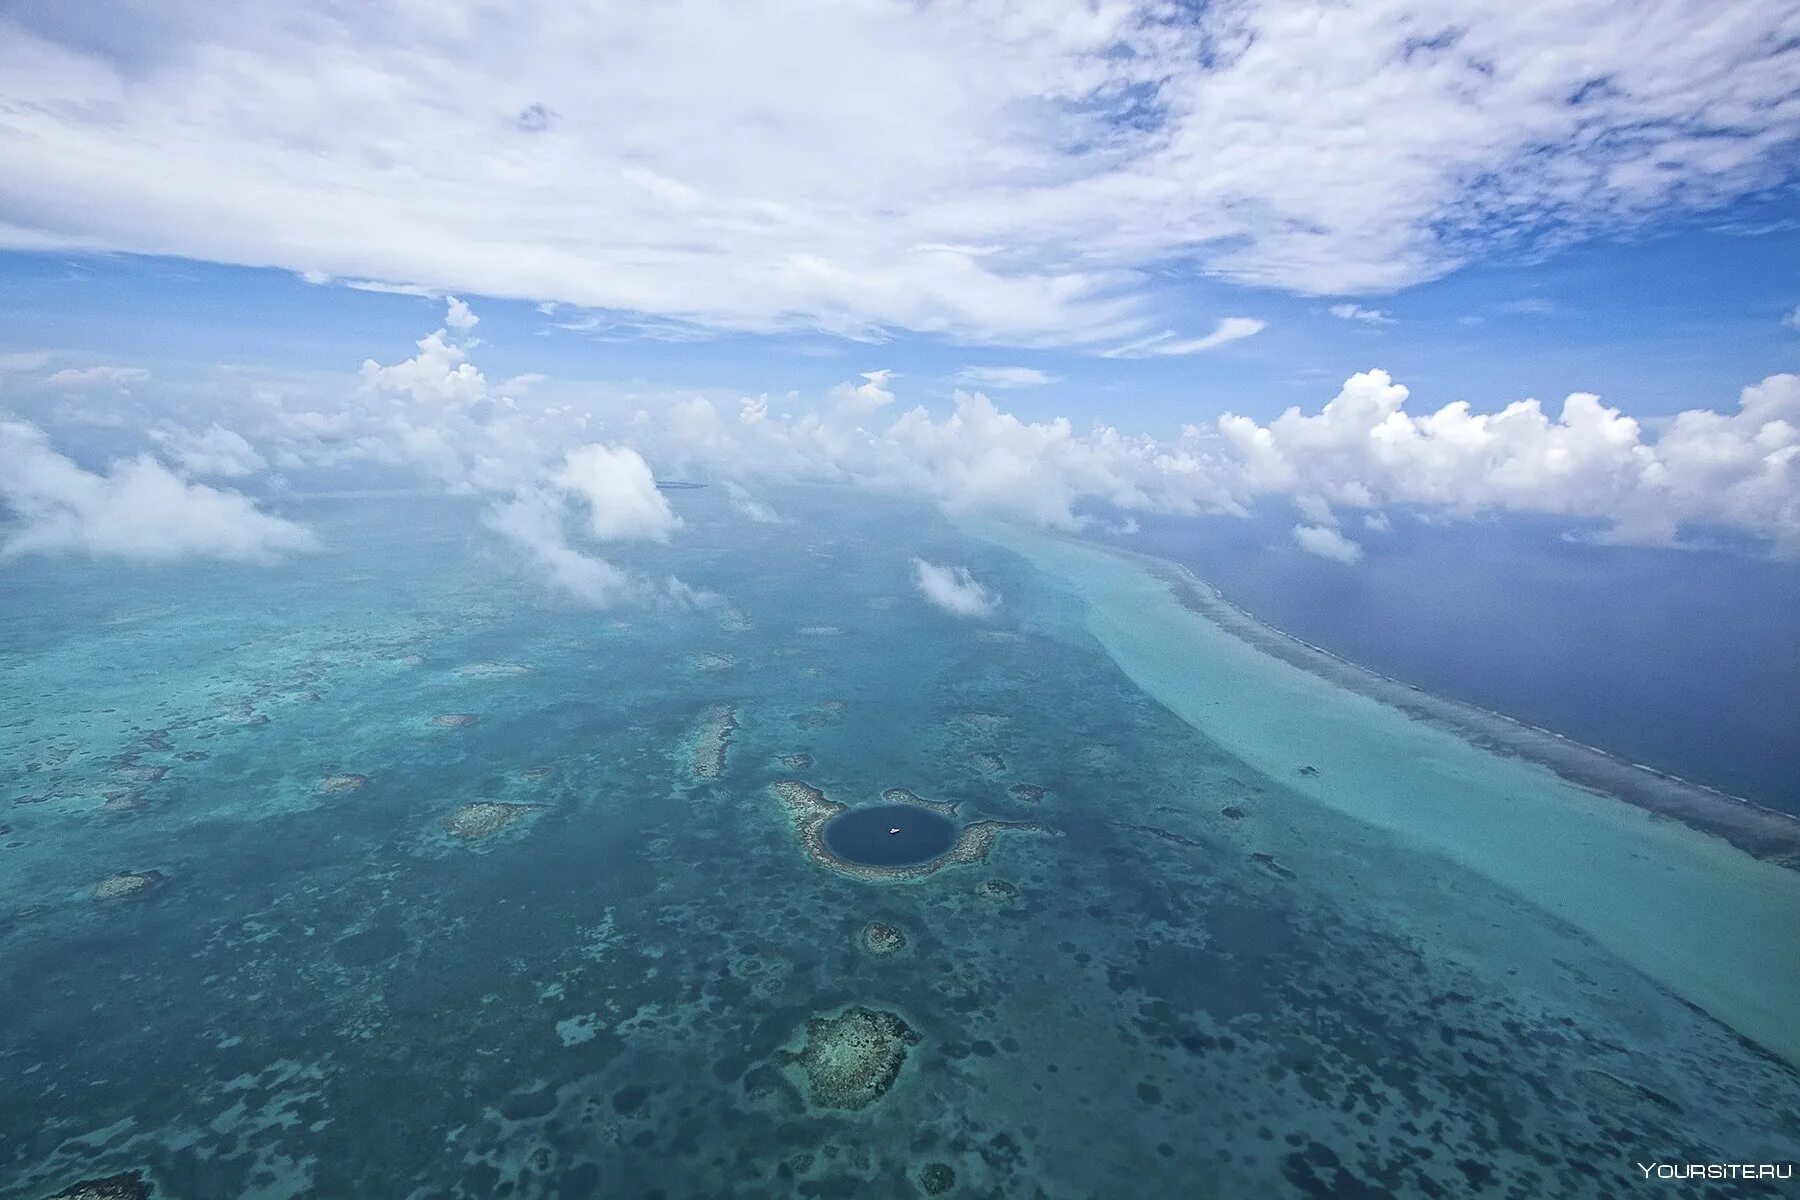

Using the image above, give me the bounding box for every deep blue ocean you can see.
[1111,510,1800,814]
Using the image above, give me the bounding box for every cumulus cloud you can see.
[912,559,999,618]
[954,366,1058,390]
[0,418,313,561]
[445,296,479,334]
[1330,304,1394,325]
[150,424,266,477]
[482,490,635,606]
[554,443,681,541]
[219,311,1800,564]
[4,3,1793,342]
[47,365,149,390]
[1107,319,1266,358]
[1292,523,1364,563]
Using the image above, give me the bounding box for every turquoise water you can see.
[2,486,1796,1198]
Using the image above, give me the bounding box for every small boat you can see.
[888,827,901,835]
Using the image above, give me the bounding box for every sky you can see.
[0,0,1797,588]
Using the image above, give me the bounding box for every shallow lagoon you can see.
[1,485,1796,1198]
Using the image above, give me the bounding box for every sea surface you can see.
[1,485,1796,1198]
[1108,510,1800,813]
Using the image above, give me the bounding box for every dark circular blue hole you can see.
[821,804,956,867]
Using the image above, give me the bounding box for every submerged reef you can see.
[969,751,1006,774]
[977,878,1018,900]
[441,802,539,840]
[1009,783,1046,803]
[93,871,164,901]
[687,652,736,672]
[919,1162,958,1195]
[779,752,814,771]
[317,774,368,794]
[454,662,533,679]
[687,705,738,780]
[777,1006,919,1110]
[770,780,1046,881]
[860,922,907,956]
[430,713,479,728]
[42,1172,151,1200]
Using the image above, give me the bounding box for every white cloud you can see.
[0,418,313,561]
[722,480,782,524]
[4,3,1793,342]
[912,558,999,618]
[150,424,266,477]
[445,296,479,334]
[1330,304,1394,325]
[47,365,149,390]
[1292,523,1364,563]
[1106,319,1266,358]
[554,443,680,542]
[234,312,1800,563]
[482,489,634,607]
[1785,304,1800,332]
[954,366,1058,390]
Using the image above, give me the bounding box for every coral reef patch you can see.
[441,802,539,840]
[686,705,738,780]
[93,871,164,901]
[776,1006,920,1110]
[430,713,479,728]
[860,922,907,956]
[919,1162,957,1195]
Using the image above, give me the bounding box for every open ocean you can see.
[1108,510,1800,815]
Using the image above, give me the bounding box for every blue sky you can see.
[1,0,1798,572]
[5,211,1796,435]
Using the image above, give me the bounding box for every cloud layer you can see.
[16,300,1794,588]
[2,1,1794,343]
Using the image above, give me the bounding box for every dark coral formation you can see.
[860,922,907,956]
[43,1171,150,1199]
[93,871,165,901]
[1121,822,1204,848]
[1251,852,1297,880]
[1220,805,1247,820]
[977,878,1018,900]
[441,801,539,840]
[919,1162,957,1195]
[779,752,814,771]
[778,1006,920,1110]
[1009,783,1046,802]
